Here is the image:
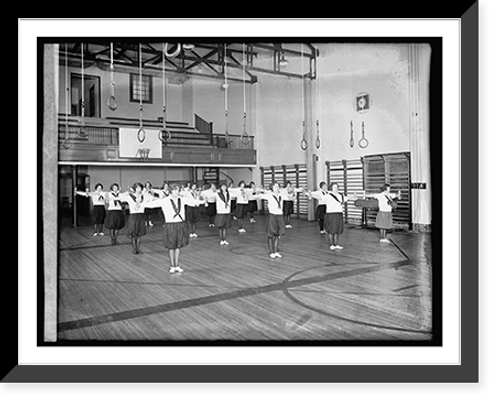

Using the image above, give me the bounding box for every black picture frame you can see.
[12,7,479,384]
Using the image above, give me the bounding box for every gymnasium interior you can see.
[41,40,439,343]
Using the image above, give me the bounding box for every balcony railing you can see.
[58,116,254,150]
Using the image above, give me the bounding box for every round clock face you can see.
[354,93,370,113]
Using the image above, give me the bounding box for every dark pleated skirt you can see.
[247,200,258,213]
[206,202,216,217]
[185,205,201,223]
[376,211,393,229]
[315,204,326,221]
[266,214,286,238]
[215,213,232,229]
[163,222,190,249]
[91,205,106,225]
[283,200,294,215]
[104,210,125,230]
[235,203,248,219]
[324,212,344,235]
[127,213,147,237]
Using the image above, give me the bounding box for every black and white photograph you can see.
[39,37,441,345]
[10,7,493,392]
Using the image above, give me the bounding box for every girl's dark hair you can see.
[249,181,256,187]
[380,183,391,192]
[238,180,246,187]
[132,182,144,191]
[109,183,120,190]
[329,181,339,190]
[284,180,292,187]
[319,181,327,188]
[94,183,104,190]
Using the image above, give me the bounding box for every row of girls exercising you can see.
[74,180,304,272]
[307,181,401,248]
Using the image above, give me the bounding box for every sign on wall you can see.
[118,127,162,159]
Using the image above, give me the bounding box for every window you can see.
[129,73,153,103]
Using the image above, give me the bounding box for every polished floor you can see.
[57,212,434,343]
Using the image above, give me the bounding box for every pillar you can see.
[408,44,432,232]
[303,78,316,221]
[72,165,78,227]
[43,44,59,342]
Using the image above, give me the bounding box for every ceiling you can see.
[59,42,318,84]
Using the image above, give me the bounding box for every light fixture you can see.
[182,43,195,50]
[279,52,289,67]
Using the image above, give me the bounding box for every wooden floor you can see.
[57,213,434,343]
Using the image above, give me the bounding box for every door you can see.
[71,74,101,118]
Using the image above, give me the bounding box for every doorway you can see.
[71,73,101,118]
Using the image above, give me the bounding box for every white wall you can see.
[256,43,412,185]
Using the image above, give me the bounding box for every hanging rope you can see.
[137,43,146,143]
[300,43,308,151]
[158,43,172,143]
[107,42,117,111]
[349,120,354,148]
[78,43,87,137]
[224,44,229,143]
[315,50,321,149]
[359,121,369,148]
[241,43,250,146]
[62,43,72,149]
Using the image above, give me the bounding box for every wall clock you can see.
[354,92,371,113]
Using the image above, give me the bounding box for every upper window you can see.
[129,73,153,104]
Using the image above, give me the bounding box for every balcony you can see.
[58,115,256,166]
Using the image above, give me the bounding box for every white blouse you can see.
[228,188,258,204]
[106,191,124,211]
[214,190,232,214]
[117,192,153,214]
[259,190,288,215]
[144,196,202,223]
[201,189,218,203]
[75,191,106,206]
[310,191,349,213]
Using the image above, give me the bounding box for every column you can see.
[303,78,316,221]
[43,44,59,342]
[72,165,78,227]
[408,43,432,232]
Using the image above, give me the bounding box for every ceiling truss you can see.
[59,42,318,84]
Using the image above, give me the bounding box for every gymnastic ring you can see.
[137,127,146,143]
[158,128,172,142]
[61,136,72,149]
[358,138,369,148]
[78,124,87,137]
[300,139,308,150]
[241,132,250,145]
[107,95,117,111]
[164,43,182,58]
